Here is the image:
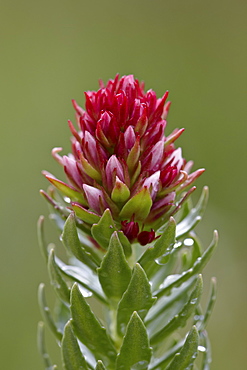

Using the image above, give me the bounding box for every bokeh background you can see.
[1,0,246,369]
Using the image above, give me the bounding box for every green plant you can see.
[38,75,217,370]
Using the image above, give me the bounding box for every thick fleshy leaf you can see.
[138,217,176,277]
[62,212,98,270]
[71,283,117,366]
[117,263,156,336]
[176,186,209,238]
[151,275,202,345]
[119,187,152,222]
[116,312,152,370]
[72,203,101,224]
[95,361,106,370]
[200,330,212,369]
[154,231,218,299]
[97,232,132,303]
[91,208,117,250]
[50,252,106,303]
[198,277,217,331]
[45,174,87,205]
[37,215,49,263]
[61,264,107,304]
[111,177,130,203]
[165,326,199,370]
[80,153,102,181]
[37,321,54,369]
[48,249,70,303]
[62,320,89,370]
[149,339,184,370]
[145,277,197,333]
[38,284,63,341]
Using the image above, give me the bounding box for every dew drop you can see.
[184,238,194,247]
[198,345,206,353]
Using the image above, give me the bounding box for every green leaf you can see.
[119,187,152,222]
[95,361,106,370]
[149,339,184,370]
[151,275,203,346]
[61,263,107,304]
[111,177,130,203]
[198,277,217,331]
[91,209,118,250]
[117,263,156,336]
[48,249,70,303]
[62,213,98,270]
[62,320,89,370]
[165,326,199,370]
[37,216,48,263]
[70,283,117,367]
[37,321,54,369]
[116,312,152,370]
[38,284,63,341]
[45,175,87,205]
[117,231,132,258]
[97,231,132,303]
[145,277,197,332]
[155,231,218,299]
[91,207,132,256]
[176,186,209,238]
[72,203,101,224]
[200,330,212,370]
[138,217,176,277]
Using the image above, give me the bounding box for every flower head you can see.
[45,75,204,245]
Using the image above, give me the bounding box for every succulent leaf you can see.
[62,212,98,270]
[38,284,63,342]
[62,320,89,370]
[165,326,199,370]
[38,75,217,370]
[48,249,71,303]
[116,312,152,370]
[70,283,117,367]
[116,263,156,336]
[97,231,132,302]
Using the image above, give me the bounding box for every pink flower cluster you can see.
[45,75,203,245]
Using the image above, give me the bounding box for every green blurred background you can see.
[1,0,246,368]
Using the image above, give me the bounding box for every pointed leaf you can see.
[200,330,212,369]
[176,186,209,238]
[116,312,152,370]
[165,326,199,370]
[139,217,176,277]
[45,175,87,205]
[97,231,132,302]
[198,277,217,331]
[38,284,63,341]
[117,263,156,336]
[151,275,203,345]
[62,212,98,270]
[37,321,53,369]
[149,339,184,369]
[48,249,70,303]
[146,277,197,330]
[72,203,101,224]
[91,209,117,250]
[111,177,130,203]
[37,216,49,263]
[155,231,218,299]
[61,264,107,304]
[62,320,89,370]
[95,361,106,370]
[71,283,117,367]
[117,231,132,258]
[119,187,152,222]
